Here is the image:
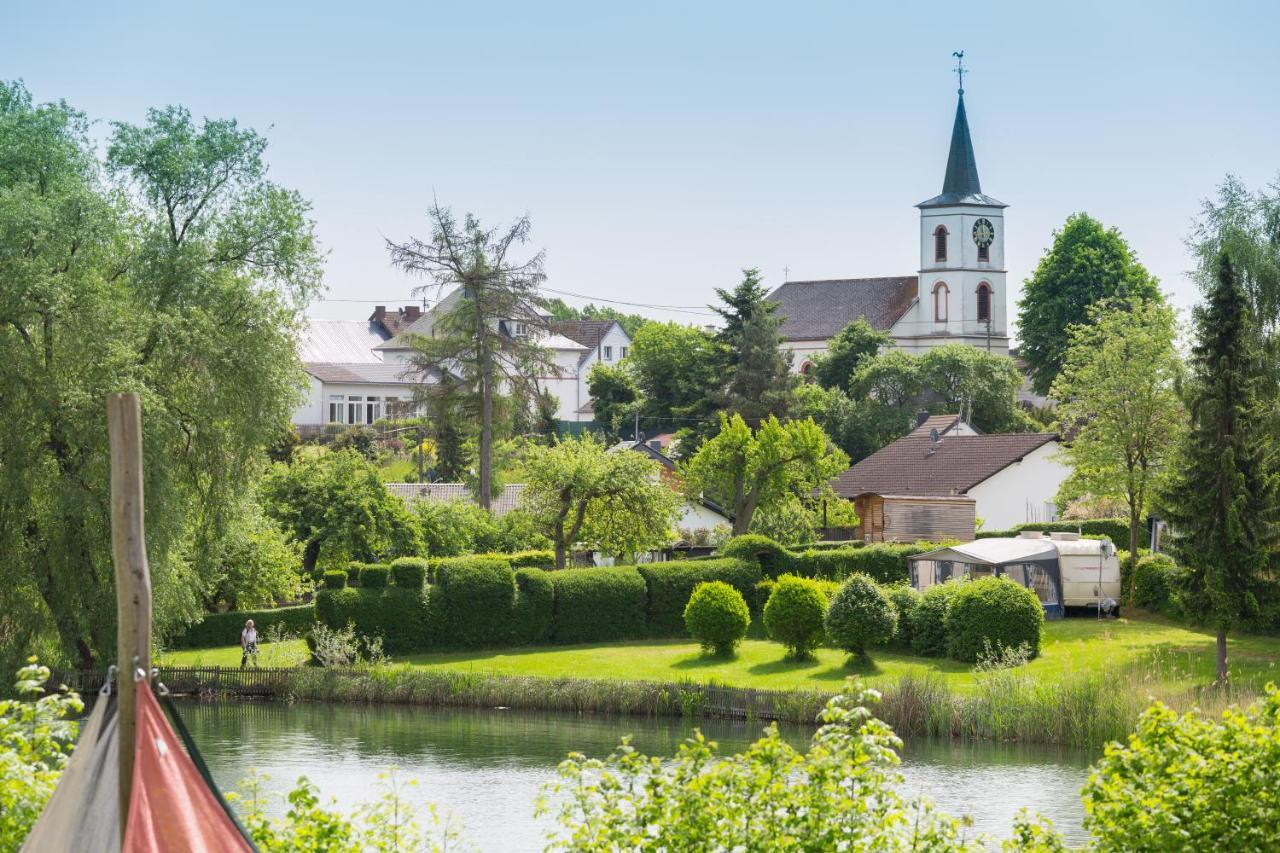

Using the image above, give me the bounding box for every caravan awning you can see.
[908,538,1057,566]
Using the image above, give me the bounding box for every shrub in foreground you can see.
[684,581,751,656]
[945,577,1044,663]
[824,573,897,661]
[638,558,761,635]
[1082,685,1280,850]
[911,581,963,658]
[884,585,921,648]
[1131,553,1181,612]
[763,575,828,659]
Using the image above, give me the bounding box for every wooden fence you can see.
[55,666,833,723]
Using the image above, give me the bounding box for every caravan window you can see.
[1001,563,1059,606]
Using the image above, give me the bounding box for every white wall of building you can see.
[677,501,731,532]
[965,441,1067,530]
[294,380,418,427]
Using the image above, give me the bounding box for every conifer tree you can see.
[712,268,794,424]
[1160,252,1280,683]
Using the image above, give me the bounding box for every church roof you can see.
[917,92,1007,209]
[767,276,918,341]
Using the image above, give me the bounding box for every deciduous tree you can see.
[810,319,890,394]
[1051,299,1184,594]
[1018,213,1162,394]
[521,434,680,568]
[681,414,848,536]
[626,321,725,446]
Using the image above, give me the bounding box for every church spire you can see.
[917,53,1005,209]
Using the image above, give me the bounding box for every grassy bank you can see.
[158,615,1277,748]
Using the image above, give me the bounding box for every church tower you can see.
[913,61,1009,353]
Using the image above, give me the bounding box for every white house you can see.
[373,291,632,425]
[767,82,1010,373]
[830,414,1066,537]
[292,311,426,432]
[625,440,733,534]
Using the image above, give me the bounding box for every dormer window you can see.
[933,282,949,323]
[933,226,948,263]
[513,321,528,338]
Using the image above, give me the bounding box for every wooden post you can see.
[108,392,152,839]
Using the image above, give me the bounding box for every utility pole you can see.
[634,410,640,444]
[107,392,151,841]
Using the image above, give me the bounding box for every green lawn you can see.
[160,614,1280,694]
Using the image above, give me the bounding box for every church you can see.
[768,77,1011,373]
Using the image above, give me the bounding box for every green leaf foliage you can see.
[170,605,315,650]
[433,557,518,648]
[720,533,936,584]
[683,581,751,656]
[824,573,898,660]
[944,577,1044,663]
[762,575,828,659]
[360,566,390,589]
[637,558,761,636]
[880,584,920,650]
[389,558,429,590]
[322,570,348,590]
[1131,553,1182,613]
[313,587,430,655]
[512,568,555,645]
[1017,212,1162,394]
[550,567,647,644]
[1082,685,1280,851]
[911,581,964,658]
[718,535,793,576]
[810,318,890,394]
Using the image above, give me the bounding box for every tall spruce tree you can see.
[1160,252,1280,683]
[712,268,795,424]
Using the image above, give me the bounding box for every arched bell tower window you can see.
[976,282,992,323]
[933,282,949,323]
[933,226,948,263]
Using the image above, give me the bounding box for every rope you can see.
[159,692,261,851]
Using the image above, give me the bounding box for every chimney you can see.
[371,305,387,323]
[916,410,931,428]
[403,305,421,322]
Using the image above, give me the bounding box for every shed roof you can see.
[830,432,1059,498]
[766,277,918,341]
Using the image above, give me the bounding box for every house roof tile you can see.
[299,320,389,364]
[830,431,1059,498]
[766,277,918,341]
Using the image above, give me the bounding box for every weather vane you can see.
[952,50,966,94]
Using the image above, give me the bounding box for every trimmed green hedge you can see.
[884,584,921,649]
[434,557,518,648]
[170,605,315,650]
[513,568,555,644]
[637,558,761,636]
[361,565,390,588]
[322,570,347,590]
[911,581,963,657]
[314,587,430,654]
[390,557,429,589]
[976,519,1129,545]
[945,576,1044,662]
[346,562,387,586]
[505,550,556,568]
[550,567,647,644]
[719,535,792,576]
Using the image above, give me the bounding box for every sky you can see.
[4,1,1278,336]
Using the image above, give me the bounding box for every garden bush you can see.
[389,557,429,589]
[910,581,963,657]
[550,567,647,644]
[170,605,316,649]
[824,573,897,660]
[637,558,761,635]
[944,576,1044,663]
[313,587,430,654]
[433,557,518,648]
[762,575,828,659]
[683,581,751,656]
[718,534,793,577]
[512,568,555,644]
[1132,553,1182,614]
[883,585,921,648]
[322,570,347,590]
[360,565,389,588]
[504,550,556,568]
[976,519,1129,545]
[794,544,932,584]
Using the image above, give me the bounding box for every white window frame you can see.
[328,395,346,424]
[603,345,613,361]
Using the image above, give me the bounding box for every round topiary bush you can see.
[883,584,921,649]
[763,574,828,659]
[824,573,897,661]
[944,576,1044,663]
[719,534,793,577]
[683,581,751,657]
[910,581,963,657]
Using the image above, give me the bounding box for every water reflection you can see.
[176,700,1091,850]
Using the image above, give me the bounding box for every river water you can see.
[177,700,1093,850]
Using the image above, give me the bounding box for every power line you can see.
[315,288,720,317]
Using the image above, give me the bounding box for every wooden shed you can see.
[853,493,976,543]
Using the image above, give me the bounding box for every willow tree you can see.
[388,203,550,510]
[0,83,321,670]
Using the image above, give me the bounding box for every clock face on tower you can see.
[972,218,995,248]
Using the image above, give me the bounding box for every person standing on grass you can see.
[240,619,259,669]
